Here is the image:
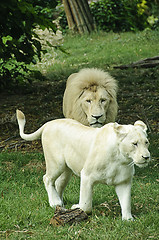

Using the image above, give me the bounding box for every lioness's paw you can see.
[49,200,63,208]
[122,216,134,221]
[71,204,80,210]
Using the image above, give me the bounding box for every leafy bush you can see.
[0,0,58,89]
[146,0,159,29]
[90,0,149,32]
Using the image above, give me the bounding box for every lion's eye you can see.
[101,99,106,103]
[145,141,149,145]
[133,142,138,146]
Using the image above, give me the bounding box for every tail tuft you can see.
[16,109,43,141]
[16,109,25,121]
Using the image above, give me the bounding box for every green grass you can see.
[34,29,159,80]
[0,152,158,239]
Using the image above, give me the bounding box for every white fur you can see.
[16,110,150,220]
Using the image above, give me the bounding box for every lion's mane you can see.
[63,68,118,126]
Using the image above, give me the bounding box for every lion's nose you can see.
[142,156,150,160]
[91,114,103,120]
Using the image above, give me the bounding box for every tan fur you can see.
[17,110,150,220]
[16,109,25,120]
[63,68,118,127]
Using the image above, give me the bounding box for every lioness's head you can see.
[63,68,118,128]
[115,121,150,168]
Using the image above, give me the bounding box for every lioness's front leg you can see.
[72,169,93,213]
[115,181,133,220]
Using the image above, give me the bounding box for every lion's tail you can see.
[16,109,44,141]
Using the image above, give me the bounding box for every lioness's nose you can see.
[91,114,103,120]
[142,156,150,160]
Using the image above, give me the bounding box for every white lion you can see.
[63,68,118,128]
[16,110,150,220]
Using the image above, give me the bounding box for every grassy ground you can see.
[38,29,159,79]
[0,152,158,239]
[0,30,159,239]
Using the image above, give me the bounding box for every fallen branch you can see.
[114,56,159,69]
[0,139,27,150]
[50,206,88,226]
[0,136,17,144]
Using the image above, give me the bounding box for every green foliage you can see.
[146,0,159,29]
[90,0,149,32]
[0,0,58,89]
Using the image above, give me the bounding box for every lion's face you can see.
[116,121,150,168]
[63,68,118,128]
[81,86,111,128]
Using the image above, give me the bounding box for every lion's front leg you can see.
[115,181,133,221]
[72,170,93,214]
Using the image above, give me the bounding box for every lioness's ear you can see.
[134,121,147,133]
[114,123,128,140]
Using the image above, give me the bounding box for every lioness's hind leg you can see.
[43,174,63,208]
[55,167,72,200]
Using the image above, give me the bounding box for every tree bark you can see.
[62,0,95,33]
[50,206,88,226]
[63,0,76,31]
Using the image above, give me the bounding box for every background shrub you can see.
[0,0,58,89]
[90,0,153,32]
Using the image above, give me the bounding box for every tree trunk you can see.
[63,0,95,33]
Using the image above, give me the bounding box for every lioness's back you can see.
[42,119,96,148]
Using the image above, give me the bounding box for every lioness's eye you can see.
[145,141,149,145]
[133,142,138,146]
[86,99,91,103]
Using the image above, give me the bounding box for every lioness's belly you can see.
[64,146,87,176]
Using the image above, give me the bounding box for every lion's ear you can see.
[114,123,128,140]
[134,121,147,133]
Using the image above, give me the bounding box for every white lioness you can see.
[16,110,150,220]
